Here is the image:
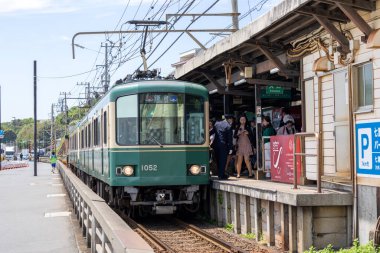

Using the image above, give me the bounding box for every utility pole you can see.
[99,43,110,93]
[77,82,91,105]
[51,103,55,152]
[60,92,70,135]
[231,0,239,30]
[104,43,109,92]
[33,60,37,176]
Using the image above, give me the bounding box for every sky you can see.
[0,0,280,123]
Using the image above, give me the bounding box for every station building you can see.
[173,0,380,251]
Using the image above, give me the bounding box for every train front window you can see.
[116,95,138,145]
[117,93,205,145]
[140,93,185,145]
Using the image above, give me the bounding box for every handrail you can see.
[293,132,320,193]
[260,136,271,173]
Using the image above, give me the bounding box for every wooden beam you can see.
[312,14,350,53]
[336,3,373,38]
[317,0,375,11]
[256,45,299,77]
[200,72,253,97]
[269,18,316,42]
[296,6,349,23]
[244,78,298,88]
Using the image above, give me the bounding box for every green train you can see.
[68,80,210,215]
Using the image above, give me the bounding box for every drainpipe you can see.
[317,76,324,190]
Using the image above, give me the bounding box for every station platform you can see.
[0,162,81,253]
[208,176,353,252]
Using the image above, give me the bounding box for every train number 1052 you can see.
[141,164,158,171]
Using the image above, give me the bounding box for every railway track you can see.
[118,212,251,253]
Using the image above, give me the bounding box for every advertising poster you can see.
[270,135,301,184]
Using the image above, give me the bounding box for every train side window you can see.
[103,111,107,144]
[116,95,138,145]
[185,95,205,144]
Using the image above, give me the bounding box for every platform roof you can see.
[174,0,375,90]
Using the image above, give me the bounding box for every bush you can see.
[305,240,379,253]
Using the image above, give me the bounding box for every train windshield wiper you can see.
[150,136,163,148]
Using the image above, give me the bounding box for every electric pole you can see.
[59,92,70,135]
[51,103,55,152]
[97,43,110,94]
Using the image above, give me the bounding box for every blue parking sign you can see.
[0,129,3,139]
[356,120,380,176]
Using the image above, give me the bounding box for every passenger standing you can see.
[211,114,233,180]
[234,115,254,178]
[225,115,236,176]
[277,114,296,135]
[262,116,276,178]
[50,151,57,173]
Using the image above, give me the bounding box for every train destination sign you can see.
[356,120,380,177]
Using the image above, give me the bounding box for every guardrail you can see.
[293,132,320,193]
[260,136,271,175]
[58,161,154,253]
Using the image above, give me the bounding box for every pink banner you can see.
[270,135,301,184]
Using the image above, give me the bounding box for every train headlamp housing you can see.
[122,165,134,176]
[189,165,201,175]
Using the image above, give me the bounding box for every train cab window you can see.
[139,93,185,145]
[116,95,138,145]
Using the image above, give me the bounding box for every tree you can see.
[3,130,17,143]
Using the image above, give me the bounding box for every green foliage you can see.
[304,240,379,253]
[3,130,17,143]
[1,105,90,150]
[225,223,234,232]
[217,192,223,205]
[241,233,256,240]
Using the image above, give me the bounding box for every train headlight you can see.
[189,165,201,175]
[122,165,134,176]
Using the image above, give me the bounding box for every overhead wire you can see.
[147,0,220,69]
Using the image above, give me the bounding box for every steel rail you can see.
[118,211,175,253]
[171,217,250,253]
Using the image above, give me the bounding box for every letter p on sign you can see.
[358,128,372,170]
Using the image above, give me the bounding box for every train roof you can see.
[72,80,208,132]
[109,80,209,101]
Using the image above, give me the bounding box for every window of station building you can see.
[103,111,107,144]
[355,62,373,111]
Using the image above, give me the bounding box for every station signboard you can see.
[270,135,301,184]
[0,130,3,139]
[356,120,380,177]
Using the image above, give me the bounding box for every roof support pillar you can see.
[336,3,373,41]
[312,14,350,54]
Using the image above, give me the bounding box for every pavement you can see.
[0,162,81,253]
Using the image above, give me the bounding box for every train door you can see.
[333,70,350,178]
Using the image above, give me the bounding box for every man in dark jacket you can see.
[210,113,233,180]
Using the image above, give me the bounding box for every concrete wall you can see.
[358,185,378,243]
[209,184,352,252]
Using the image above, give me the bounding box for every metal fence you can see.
[58,161,153,253]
